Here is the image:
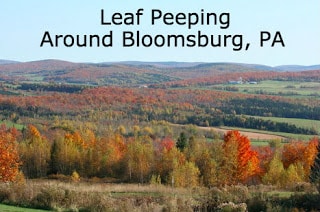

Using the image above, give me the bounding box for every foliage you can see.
[70,171,80,183]
[0,126,20,182]
[170,160,200,188]
[262,153,286,187]
[310,140,320,192]
[126,136,154,183]
[282,138,319,180]
[223,130,261,184]
[176,132,188,151]
[19,125,50,178]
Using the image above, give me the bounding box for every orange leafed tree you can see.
[223,130,261,184]
[282,138,319,180]
[0,126,20,182]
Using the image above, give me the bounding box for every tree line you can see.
[1,123,319,189]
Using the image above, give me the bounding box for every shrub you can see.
[149,174,161,185]
[198,185,250,211]
[71,171,80,183]
[217,202,247,212]
[0,185,11,202]
[31,187,66,210]
[246,196,268,212]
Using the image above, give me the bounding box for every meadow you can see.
[0,179,318,212]
[210,80,320,98]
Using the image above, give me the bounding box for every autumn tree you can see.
[155,146,186,184]
[262,153,286,187]
[0,126,20,182]
[19,125,50,178]
[223,130,261,184]
[262,152,304,187]
[184,136,218,187]
[97,133,126,177]
[255,146,274,176]
[170,160,200,187]
[282,138,318,180]
[126,136,154,183]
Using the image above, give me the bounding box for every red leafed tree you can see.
[160,137,175,152]
[255,146,274,175]
[0,126,20,182]
[223,130,261,184]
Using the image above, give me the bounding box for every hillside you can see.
[1,59,319,86]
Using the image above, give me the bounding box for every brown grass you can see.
[201,126,285,140]
[0,179,203,211]
[0,179,318,211]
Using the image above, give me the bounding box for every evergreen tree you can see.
[310,142,320,192]
[176,132,187,151]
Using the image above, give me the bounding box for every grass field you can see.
[249,116,320,132]
[210,80,320,98]
[0,204,49,212]
[0,120,25,130]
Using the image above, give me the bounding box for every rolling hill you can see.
[0,59,319,86]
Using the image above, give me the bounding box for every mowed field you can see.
[211,80,320,98]
[200,126,285,140]
[250,116,320,131]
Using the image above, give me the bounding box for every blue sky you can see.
[1,0,319,66]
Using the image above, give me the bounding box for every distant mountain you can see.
[101,61,204,68]
[275,65,320,71]
[0,59,20,65]
[0,59,319,86]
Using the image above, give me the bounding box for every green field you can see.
[211,80,320,98]
[0,204,49,212]
[250,116,320,132]
[0,120,25,130]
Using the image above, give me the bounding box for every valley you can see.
[0,60,319,211]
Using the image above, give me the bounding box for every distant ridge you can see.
[1,59,319,71]
[275,65,320,71]
[100,61,320,71]
[0,59,319,86]
[0,59,20,65]
[100,61,204,68]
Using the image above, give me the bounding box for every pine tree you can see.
[176,132,187,151]
[310,142,320,192]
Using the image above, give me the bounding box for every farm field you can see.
[216,126,316,141]
[210,80,320,98]
[248,116,320,132]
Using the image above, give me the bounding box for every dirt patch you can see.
[201,127,285,140]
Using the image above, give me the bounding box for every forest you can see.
[0,60,319,211]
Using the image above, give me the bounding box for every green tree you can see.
[310,142,320,192]
[285,163,304,185]
[262,153,286,187]
[176,132,187,151]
